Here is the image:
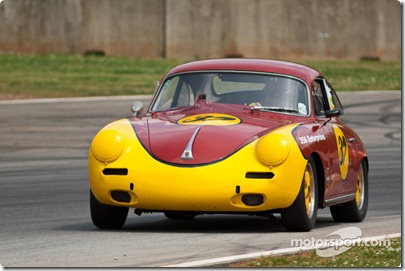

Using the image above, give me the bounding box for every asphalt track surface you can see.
[0,91,401,267]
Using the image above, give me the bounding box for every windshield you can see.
[150,72,309,116]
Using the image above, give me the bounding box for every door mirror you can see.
[325,108,343,118]
[131,101,144,117]
[322,108,343,127]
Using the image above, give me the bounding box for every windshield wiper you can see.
[251,106,299,114]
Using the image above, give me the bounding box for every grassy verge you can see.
[0,54,184,99]
[228,237,401,268]
[0,54,401,99]
[303,60,401,91]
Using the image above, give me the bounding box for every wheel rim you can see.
[355,164,365,209]
[304,163,316,218]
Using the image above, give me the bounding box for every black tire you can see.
[164,211,197,220]
[330,160,368,222]
[90,190,129,229]
[281,157,318,232]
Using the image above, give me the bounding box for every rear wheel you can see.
[90,190,129,229]
[281,157,318,232]
[330,160,368,222]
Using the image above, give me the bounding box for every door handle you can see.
[348,137,356,143]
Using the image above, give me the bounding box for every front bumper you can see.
[89,119,307,212]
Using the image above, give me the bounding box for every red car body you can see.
[89,58,368,231]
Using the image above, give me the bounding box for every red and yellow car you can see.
[89,59,368,231]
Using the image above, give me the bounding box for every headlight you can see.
[91,130,125,163]
[257,133,290,167]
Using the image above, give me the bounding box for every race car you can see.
[88,58,368,231]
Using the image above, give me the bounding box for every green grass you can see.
[302,60,401,91]
[0,54,184,99]
[228,237,401,268]
[0,54,401,99]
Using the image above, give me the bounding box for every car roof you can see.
[165,58,323,85]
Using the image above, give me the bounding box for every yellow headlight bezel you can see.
[91,130,125,163]
[257,133,291,167]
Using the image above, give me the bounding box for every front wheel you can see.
[90,190,129,229]
[330,160,368,222]
[281,157,318,232]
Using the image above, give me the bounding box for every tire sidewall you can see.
[281,157,318,231]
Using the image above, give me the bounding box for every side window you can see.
[324,80,343,110]
[312,80,327,116]
[312,78,343,116]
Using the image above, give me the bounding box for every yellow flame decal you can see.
[177,113,241,126]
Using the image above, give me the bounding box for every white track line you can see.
[163,233,401,267]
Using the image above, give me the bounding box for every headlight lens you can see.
[257,133,290,167]
[91,130,125,163]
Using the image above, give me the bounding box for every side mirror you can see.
[322,108,343,127]
[131,101,144,117]
[325,108,343,118]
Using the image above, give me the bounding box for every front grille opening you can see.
[111,191,131,203]
[103,168,128,176]
[245,172,274,179]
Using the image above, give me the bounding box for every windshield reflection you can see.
[150,72,309,116]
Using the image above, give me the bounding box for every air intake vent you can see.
[245,172,274,179]
[103,168,128,176]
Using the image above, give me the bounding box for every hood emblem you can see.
[181,127,201,160]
